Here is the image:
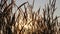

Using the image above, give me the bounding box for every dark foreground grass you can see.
[0,0,60,34]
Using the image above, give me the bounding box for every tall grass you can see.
[0,0,60,34]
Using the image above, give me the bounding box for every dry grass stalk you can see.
[0,0,60,34]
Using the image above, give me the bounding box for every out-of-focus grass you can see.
[0,0,60,34]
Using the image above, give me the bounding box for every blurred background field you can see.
[0,0,60,34]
